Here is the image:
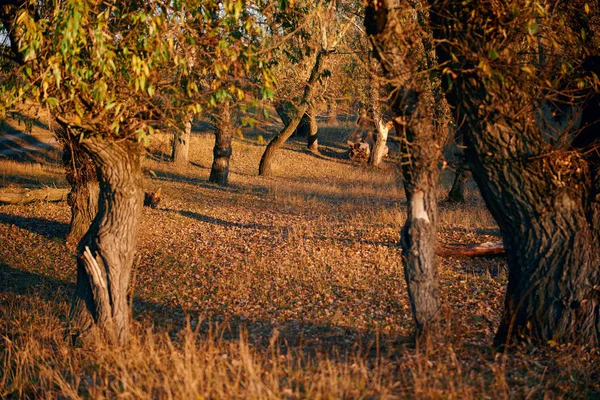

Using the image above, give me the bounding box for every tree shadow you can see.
[0,121,60,165]
[0,213,69,240]
[165,208,270,230]
[0,262,415,360]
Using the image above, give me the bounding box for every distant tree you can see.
[259,1,354,175]
[427,0,600,346]
[209,100,233,185]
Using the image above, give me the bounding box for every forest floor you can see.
[0,115,599,399]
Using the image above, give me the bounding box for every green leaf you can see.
[488,49,499,60]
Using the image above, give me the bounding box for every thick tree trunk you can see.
[209,101,233,186]
[259,50,329,176]
[306,103,319,153]
[69,138,144,345]
[172,116,191,166]
[366,2,443,338]
[61,134,99,245]
[447,161,471,203]
[428,0,600,346]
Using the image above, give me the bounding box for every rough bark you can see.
[366,1,442,338]
[447,161,471,203]
[172,116,191,166]
[62,137,99,245]
[259,50,329,176]
[209,101,233,186]
[428,0,600,346]
[69,137,144,345]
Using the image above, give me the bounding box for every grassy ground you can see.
[0,120,599,399]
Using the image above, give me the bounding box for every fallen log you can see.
[0,187,69,205]
[438,241,505,257]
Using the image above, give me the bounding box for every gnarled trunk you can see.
[69,138,144,345]
[209,101,233,186]
[428,0,600,346]
[172,116,191,166]
[61,132,99,245]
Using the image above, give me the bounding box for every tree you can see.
[171,115,192,166]
[365,0,445,338]
[1,0,270,344]
[209,100,233,185]
[427,0,600,346]
[258,1,353,175]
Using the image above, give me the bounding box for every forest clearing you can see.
[1,0,600,398]
[1,117,598,398]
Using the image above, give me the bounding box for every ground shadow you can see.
[166,209,270,231]
[0,121,60,165]
[0,213,69,240]
[0,262,415,360]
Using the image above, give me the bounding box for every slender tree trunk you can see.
[447,161,471,203]
[172,116,191,166]
[62,135,99,245]
[307,103,319,153]
[428,0,600,346]
[209,101,233,186]
[69,138,144,345]
[275,100,296,127]
[366,1,443,338]
[327,102,338,125]
[295,113,310,137]
[259,49,329,176]
[369,119,390,167]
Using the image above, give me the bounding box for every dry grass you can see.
[1,122,599,399]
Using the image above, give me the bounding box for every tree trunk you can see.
[258,109,306,176]
[61,134,99,245]
[447,161,471,203]
[366,2,443,338]
[295,113,310,138]
[259,49,329,176]
[369,119,390,167]
[69,138,144,345]
[327,102,338,125]
[427,0,600,346]
[172,116,191,166]
[307,103,319,153]
[209,101,233,186]
[275,101,296,127]
[397,115,442,337]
